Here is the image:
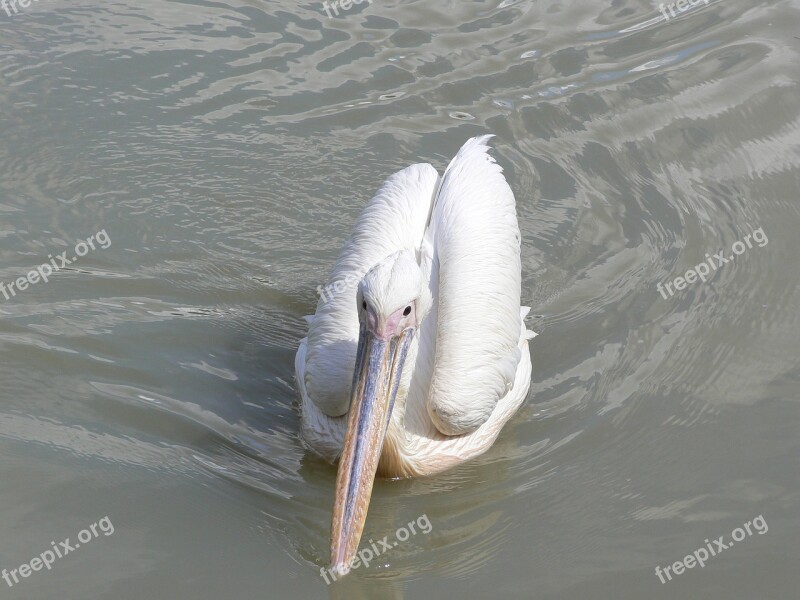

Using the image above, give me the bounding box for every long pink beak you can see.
[329,324,414,577]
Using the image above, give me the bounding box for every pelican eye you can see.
[362,301,367,310]
[403,306,411,316]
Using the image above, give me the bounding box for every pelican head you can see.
[330,250,431,576]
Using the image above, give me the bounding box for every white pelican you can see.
[295,135,536,577]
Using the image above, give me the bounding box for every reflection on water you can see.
[0,0,798,598]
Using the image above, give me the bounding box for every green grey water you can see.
[0,0,798,598]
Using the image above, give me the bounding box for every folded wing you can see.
[425,136,523,435]
[303,163,439,417]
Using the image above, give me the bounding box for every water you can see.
[1,0,798,598]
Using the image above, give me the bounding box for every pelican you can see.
[295,135,536,577]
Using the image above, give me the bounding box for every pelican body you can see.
[295,136,536,576]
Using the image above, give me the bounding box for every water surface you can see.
[1,0,798,598]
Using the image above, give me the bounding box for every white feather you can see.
[303,163,438,417]
[425,135,523,435]
[296,137,536,475]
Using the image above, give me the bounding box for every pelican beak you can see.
[329,322,415,577]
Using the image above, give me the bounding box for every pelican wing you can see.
[424,136,524,435]
[303,163,439,417]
